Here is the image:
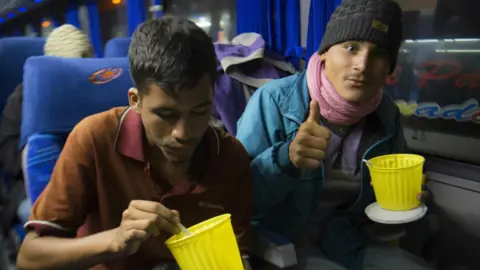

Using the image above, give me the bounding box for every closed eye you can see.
[191,107,210,115]
[152,108,179,119]
[157,112,178,119]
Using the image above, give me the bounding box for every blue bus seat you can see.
[104,37,131,58]
[22,135,65,206]
[21,56,133,204]
[0,37,45,112]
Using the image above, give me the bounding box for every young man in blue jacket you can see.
[237,0,434,269]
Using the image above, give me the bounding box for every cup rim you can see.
[165,213,231,246]
[367,154,425,171]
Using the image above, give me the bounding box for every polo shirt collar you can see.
[114,107,221,162]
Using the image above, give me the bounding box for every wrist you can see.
[275,141,296,176]
[98,228,125,258]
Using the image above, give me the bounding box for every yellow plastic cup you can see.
[366,154,425,211]
[165,214,243,270]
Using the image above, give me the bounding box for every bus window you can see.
[40,20,54,38]
[385,0,480,164]
[145,0,164,20]
[99,0,128,45]
[25,24,39,37]
[79,5,91,39]
[164,0,236,41]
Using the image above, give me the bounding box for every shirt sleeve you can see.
[25,120,96,238]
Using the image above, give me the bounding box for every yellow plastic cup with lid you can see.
[165,214,244,270]
[366,154,425,211]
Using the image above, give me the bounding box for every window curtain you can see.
[126,0,146,36]
[306,0,342,61]
[65,4,81,28]
[237,0,300,59]
[87,2,103,57]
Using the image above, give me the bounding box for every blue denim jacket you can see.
[236,72,406,270]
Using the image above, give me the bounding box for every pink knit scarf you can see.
[306,53,383,125]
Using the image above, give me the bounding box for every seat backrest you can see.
[0,37,45,111]
[104,37,131,58]
[21,56,133,203]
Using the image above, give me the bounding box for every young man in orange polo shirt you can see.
[17,17,252,270]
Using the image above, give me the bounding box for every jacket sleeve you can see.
[236,87,297,220]
[0,84,23,177]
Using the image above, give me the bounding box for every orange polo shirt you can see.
[25,107,252,270]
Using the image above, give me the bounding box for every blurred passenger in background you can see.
[0,24,93,228]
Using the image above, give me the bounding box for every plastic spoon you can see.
[363,159,374,167]
[177,223,192,236]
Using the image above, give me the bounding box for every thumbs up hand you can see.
[288,101,331,169]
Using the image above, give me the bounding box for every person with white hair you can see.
[43,24,93,58]
[0,24,93,227]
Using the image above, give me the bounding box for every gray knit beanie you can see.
[319,0,403,73]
